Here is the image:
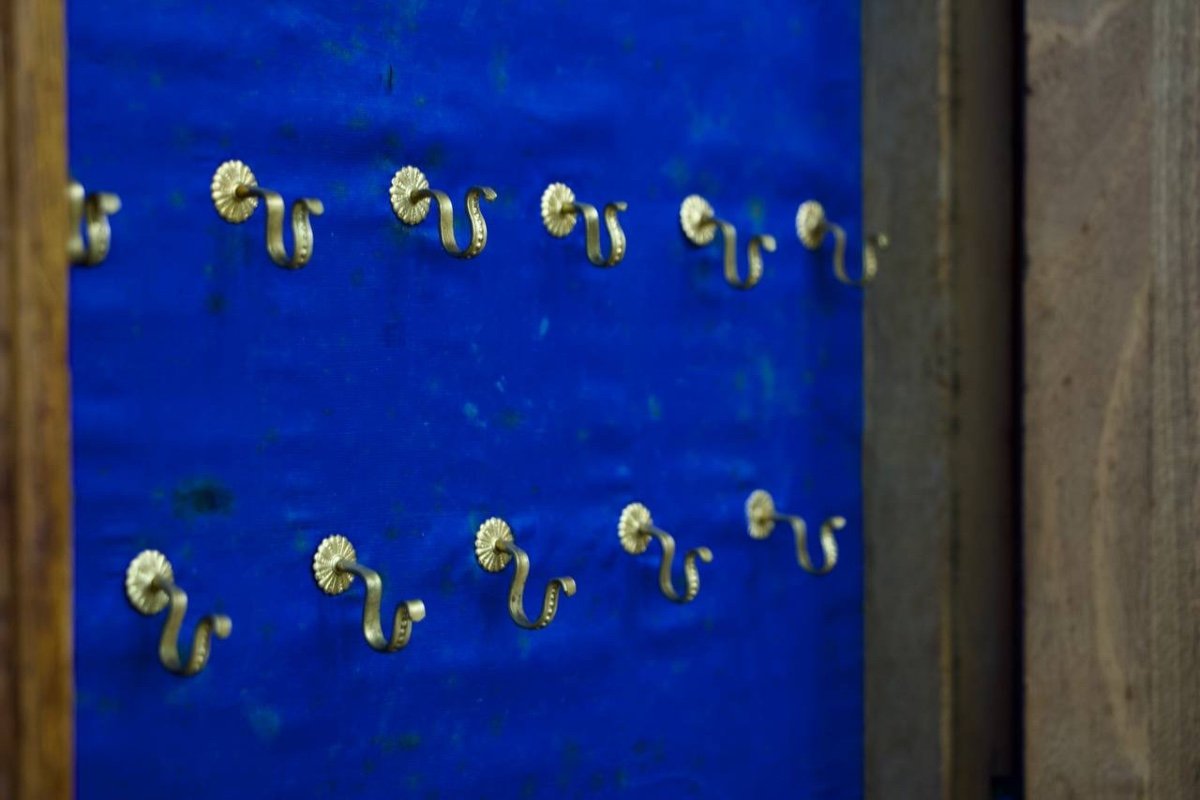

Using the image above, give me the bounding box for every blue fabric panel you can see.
[68,2,864,797]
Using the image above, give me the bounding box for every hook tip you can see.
[213,615,233,639]
[557,576,578,597]
[695,547,714,564]
[406,599,428,623]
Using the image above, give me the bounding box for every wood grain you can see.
[0,0,73,797]
[1025,0,1200,797]
[863,0,1018,797]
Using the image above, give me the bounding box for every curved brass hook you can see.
[618,502,713,603]
[390,165,497,259]
[745,489,843,575]
[312,535,426,653]
[211,160,324,269]
[68,180,121,266]
[474,518,576,630]
[796,200,889,287]
[541,182,627,267]
[125,550,231,677]
[680,194,776,289]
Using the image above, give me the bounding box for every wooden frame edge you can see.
[863,0,1019,797]
[0,0,74,796]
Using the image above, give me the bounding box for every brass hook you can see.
[124,550,231,677]
[540,182,628,267]
[312,535,426,653]
[796,200,889,287]
[211,160,324,269]
[474,517,576,630]
[679,194,776,290]
[390,166,497,259]
[745,489,844,575]
[618,502,713,604]
[68,180,121,266]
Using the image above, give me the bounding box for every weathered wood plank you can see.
[1025,0,1200,796]
[864,0,1017,797]
[0,0,73,797]
[1148,7,1200,798]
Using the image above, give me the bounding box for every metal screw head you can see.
[796,200,828,249]
[745,490,778,540]
[313,534,357,595]
[679,194,717,246]
[389,166,432,225]
[618,502,653,555]
[541,182,579,237]
[125,550,173,615]
[475,518,515,572]
[211,160,259,223]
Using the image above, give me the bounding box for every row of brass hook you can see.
[125,489,844,676]
[70,160,888,286]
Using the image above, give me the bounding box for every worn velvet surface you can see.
[68,1,864,797]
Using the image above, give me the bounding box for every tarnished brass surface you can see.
[124,550,231,677]
[795,200,888,286]
[211,159,324,269]
[474,518,576,630]
[618,502,712,604]
[540,182,627,267]
[679,194,775,289]
[68,180,121,266]
[745,489,843,575]
[312,534,426,653]
[390,165,496,259]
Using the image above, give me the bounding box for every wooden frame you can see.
[0,0,73,797]
[863,0,1019,797]
[21,0,1200,796]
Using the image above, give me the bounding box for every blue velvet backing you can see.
[68,2,864,797]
